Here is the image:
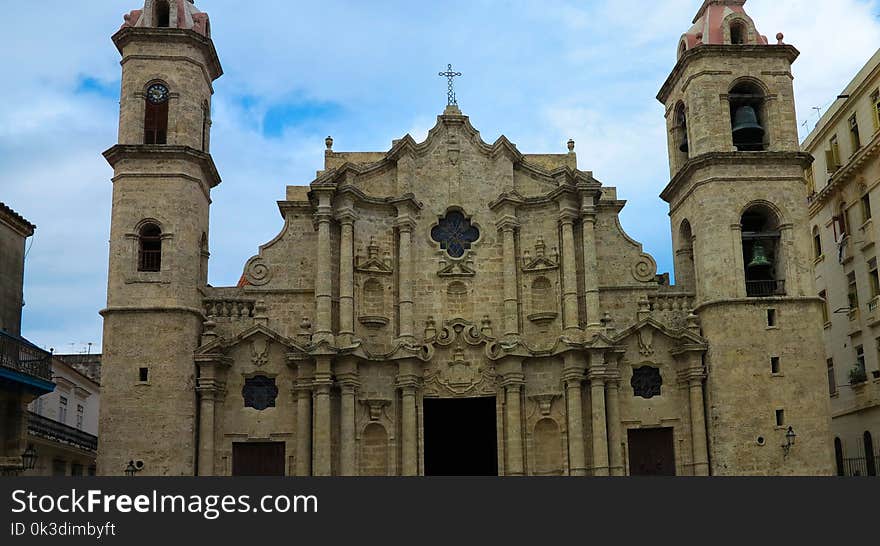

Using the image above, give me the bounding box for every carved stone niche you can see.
[356,237,393,328]
[521,237,560,326]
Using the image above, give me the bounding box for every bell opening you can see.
[730,83,767,152]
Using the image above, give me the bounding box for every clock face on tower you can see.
[146,83,169,104]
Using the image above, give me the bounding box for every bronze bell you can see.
[747,242,772,269]
[679,133,689,153]
[732,106,765,147]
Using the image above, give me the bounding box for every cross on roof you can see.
[439,64,462,106]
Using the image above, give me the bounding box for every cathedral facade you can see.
[98,0,834,476]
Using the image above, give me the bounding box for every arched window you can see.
[677,219,696,289]
[674,102,689,159]
[138,223,162,272]
[144,82,170,145]
[154,0,171,28]
[866,431,877,476]
[730,20,747,45]
[741,205,784,297]
[834,437,845,476]
[729,82,767,151]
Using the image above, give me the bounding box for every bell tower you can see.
[98,0,222,475]
[658,0,832,475]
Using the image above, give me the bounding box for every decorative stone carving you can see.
[243,255,272,286]
[242,375,278,411]
[632,253,658,283]
[423,318,497,397]
[355,237,393,275]
[250,337,271,368]
[637,326,655,356]
[528,393,561,417]
[522,237,559,272]
[438,258,476,277]
[631,366,662,399]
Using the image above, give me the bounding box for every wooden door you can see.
[627,428,676,476]
[232,442,285,476]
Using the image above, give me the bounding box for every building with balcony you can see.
[24,355,100,476]
[806,49,880,476]
[0,202,54,475]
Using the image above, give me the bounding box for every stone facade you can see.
[98,0,834,476]
[804,49,880,476]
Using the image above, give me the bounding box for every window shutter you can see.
[825,150,837,173]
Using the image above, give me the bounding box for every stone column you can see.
[559,209,581,335]
[686,364,710,476]
[337,209,358,346]
[605,369,624,476]
[339,378,359,476]
[396,216,417,343]
[562,353,587,476]
[580,197,601,332]
[398,375,420,476]
[312,356,333,476]
[730,223,746,299]
[295,384,312,476]
[589,355,609,477]
[780,223,795,296]
[314,191,335,342]
[196,378,219,476]
[497,217,521,339]
[501,373,525,476]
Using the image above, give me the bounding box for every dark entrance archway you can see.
[628,428,676,476]
[423,397,498,476]
[232,442,285,476]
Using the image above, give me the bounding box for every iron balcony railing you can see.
[28,412,97,453]
[138,249,161,272]
[840,456,878,477]
[0,330,51,382]
[745,279,786,298]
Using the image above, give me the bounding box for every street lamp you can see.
[21,445,37,471]
[782,426,797,457]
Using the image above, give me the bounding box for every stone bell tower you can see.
[658,0,832,475]
[98,0,222,475]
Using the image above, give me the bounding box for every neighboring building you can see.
[98,0,832,476]
[805,49,880,476]
[57,353,102,385]
[24,355,100,476]
[0,202,54,475]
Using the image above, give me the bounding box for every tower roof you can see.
[679,0,769,53]
[120,0,211,38]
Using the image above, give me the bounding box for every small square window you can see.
[767,309,777,327]
[775,409,785,427]
[139,367,149,382]
[771,357,781,374]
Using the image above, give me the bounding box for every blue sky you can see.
[2,0,879,353]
